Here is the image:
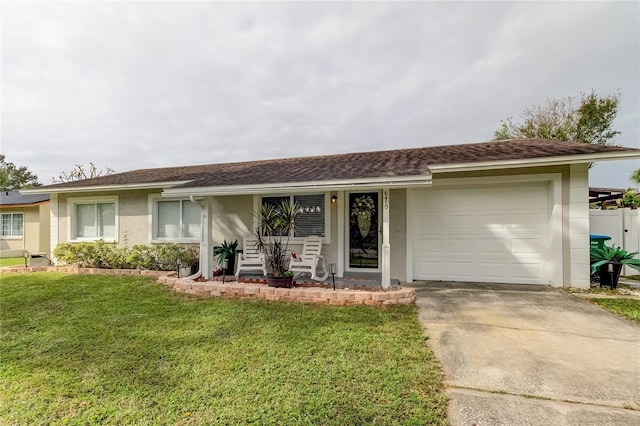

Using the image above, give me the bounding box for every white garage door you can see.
[410,184,550,284]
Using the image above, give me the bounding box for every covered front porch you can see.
[167,183,429,290]
[223,271,402,291]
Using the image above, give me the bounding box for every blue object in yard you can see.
[589,234,611,250]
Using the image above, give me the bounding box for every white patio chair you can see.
[235,236,267,278]
[288,236,329,281]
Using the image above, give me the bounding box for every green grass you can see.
[624,275,640,281]
[591,298,640,323]
[0,257,26,268]
[0,273,446,425]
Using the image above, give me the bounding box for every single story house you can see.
[0,190,50,257]
[23,138,640,289]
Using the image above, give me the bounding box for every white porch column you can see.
[201,197,213,278]
[49,193,59,263]
[337,191,345,277]
[381,188,391,289]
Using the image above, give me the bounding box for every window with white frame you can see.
[69,197,118,241]
[154,199,201,240]
[1,213,23,237]
[261,194,326,238]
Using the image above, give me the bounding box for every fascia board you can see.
[19,181,192,195]
[0,200,50,209]
[162,175,433,197]
[428,151,640,173]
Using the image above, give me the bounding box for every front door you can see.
[347,192,380,271]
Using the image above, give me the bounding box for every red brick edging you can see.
[1,266,415,306]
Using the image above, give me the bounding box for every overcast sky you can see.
[2,1,639,188]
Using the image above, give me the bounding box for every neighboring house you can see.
[23,138,640,289]
[589,187,625,209]
[0,190,50,256]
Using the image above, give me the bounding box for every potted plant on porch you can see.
[590,244,640,288]
[255,200,300,288]
[213,239,239,275]
[177,245,199,278]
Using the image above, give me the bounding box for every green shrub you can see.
[125,245,158,270]
[52,241,198,271]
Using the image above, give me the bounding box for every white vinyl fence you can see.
[590,208,640,276]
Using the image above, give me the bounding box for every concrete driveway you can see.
[410,282,640,426]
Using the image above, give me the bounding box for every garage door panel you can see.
[416,214,443,231]
[511,213,547,231]
[444,238,473,254]
[477,214,509,230]
[479,190,509,210]
[512,237,544,255]
[414,237,443,254]
[446,191,475,210]
[415,193,442,211]
[477,238,508,254]
[415,261,444,277]
[511,262,543,281]
[478,262,509,280]
[446,261,475,279]
[411,185,550,285]
[509,186,548,209]
[446,215,473,231]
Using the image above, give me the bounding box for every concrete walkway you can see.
[410,282,640,426]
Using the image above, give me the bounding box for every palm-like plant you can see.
[255,201,300,277]
[590,245,640,275]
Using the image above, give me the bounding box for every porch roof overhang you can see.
[161,175,433,197]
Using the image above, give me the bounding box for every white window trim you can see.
[0,211,24,239]
[148,194,200,244]
[68,195,119,242]
[253,193,331,244]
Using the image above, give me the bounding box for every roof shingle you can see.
[35,139,639,191]
[1,190,50,206]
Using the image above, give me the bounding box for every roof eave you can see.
[19,181,192,195]
[162,175,433,197]
[0,200,50,209]
[428,151,640,173]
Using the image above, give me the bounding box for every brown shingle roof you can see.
[38,139,639,191]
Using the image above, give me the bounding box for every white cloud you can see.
[1,1,638,187]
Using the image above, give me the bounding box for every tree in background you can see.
[631,169,640,186]
[52,162,116,183]
[0,154,40,190]
[494,90,620,146]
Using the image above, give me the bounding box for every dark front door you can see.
[348,192,379,270]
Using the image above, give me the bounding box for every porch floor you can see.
[221,272,401,291]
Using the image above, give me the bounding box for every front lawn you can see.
[0,257,26,268]
[591,298,640,323]
[0,273,446,425]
